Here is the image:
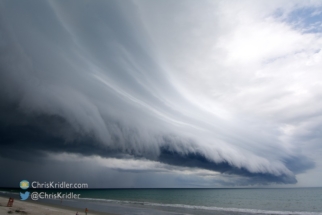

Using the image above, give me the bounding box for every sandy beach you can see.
[0,196,117,215]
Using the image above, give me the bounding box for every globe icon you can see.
[20,180,29,190]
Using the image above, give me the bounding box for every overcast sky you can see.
[1,0,322,188]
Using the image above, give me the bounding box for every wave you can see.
[79,197,322,215]
[0,190,18,195]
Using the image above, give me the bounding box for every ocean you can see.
[1,188,322,215]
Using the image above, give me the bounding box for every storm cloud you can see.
[1,0,321,187]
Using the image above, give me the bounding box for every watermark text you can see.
[31,181,88,189]
[31,192,81,201]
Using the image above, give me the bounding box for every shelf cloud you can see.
[1,0,321,187]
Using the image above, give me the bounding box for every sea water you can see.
[1,188,322,214]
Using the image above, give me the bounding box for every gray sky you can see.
[1,0,322,188]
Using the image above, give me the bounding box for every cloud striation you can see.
[1,0,321,187]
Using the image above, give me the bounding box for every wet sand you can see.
[0,196,118,215]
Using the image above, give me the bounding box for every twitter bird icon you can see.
[20,191,30,200]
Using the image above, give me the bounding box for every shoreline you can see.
[0,196,119,215]
[2,191,322,215]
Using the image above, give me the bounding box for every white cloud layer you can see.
[1,0,322,186]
